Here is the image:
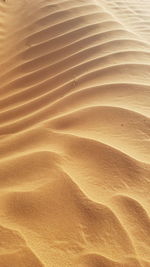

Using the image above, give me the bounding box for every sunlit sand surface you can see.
[0,0,150,266]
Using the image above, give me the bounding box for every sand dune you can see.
[0,0,150,266]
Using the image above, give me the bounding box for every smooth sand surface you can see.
[0,0,150,266]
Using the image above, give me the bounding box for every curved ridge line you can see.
[48,130,149,165]
[0,106,150,163]
[1,49,150,94]
[0,82,149,113]
[0,85,150,125]
[0,28,137,77]
[1,48,150,89]
[0,21,125,67]
[4,5,107,37]
[1,20,147,67]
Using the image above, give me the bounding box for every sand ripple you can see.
[0,0,150,266]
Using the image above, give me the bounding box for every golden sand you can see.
[0,0,150,266]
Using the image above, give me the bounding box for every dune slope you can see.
[0,0,150,266]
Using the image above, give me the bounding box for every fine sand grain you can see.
[0,0,150,266]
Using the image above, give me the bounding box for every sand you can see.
[0,0,150,266]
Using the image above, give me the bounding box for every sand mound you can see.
[0,0,150,266]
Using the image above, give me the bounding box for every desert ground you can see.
[0,0,150,266]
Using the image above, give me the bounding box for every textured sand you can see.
[0,0,150,266]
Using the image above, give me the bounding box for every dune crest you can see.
[0,0,150,266]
